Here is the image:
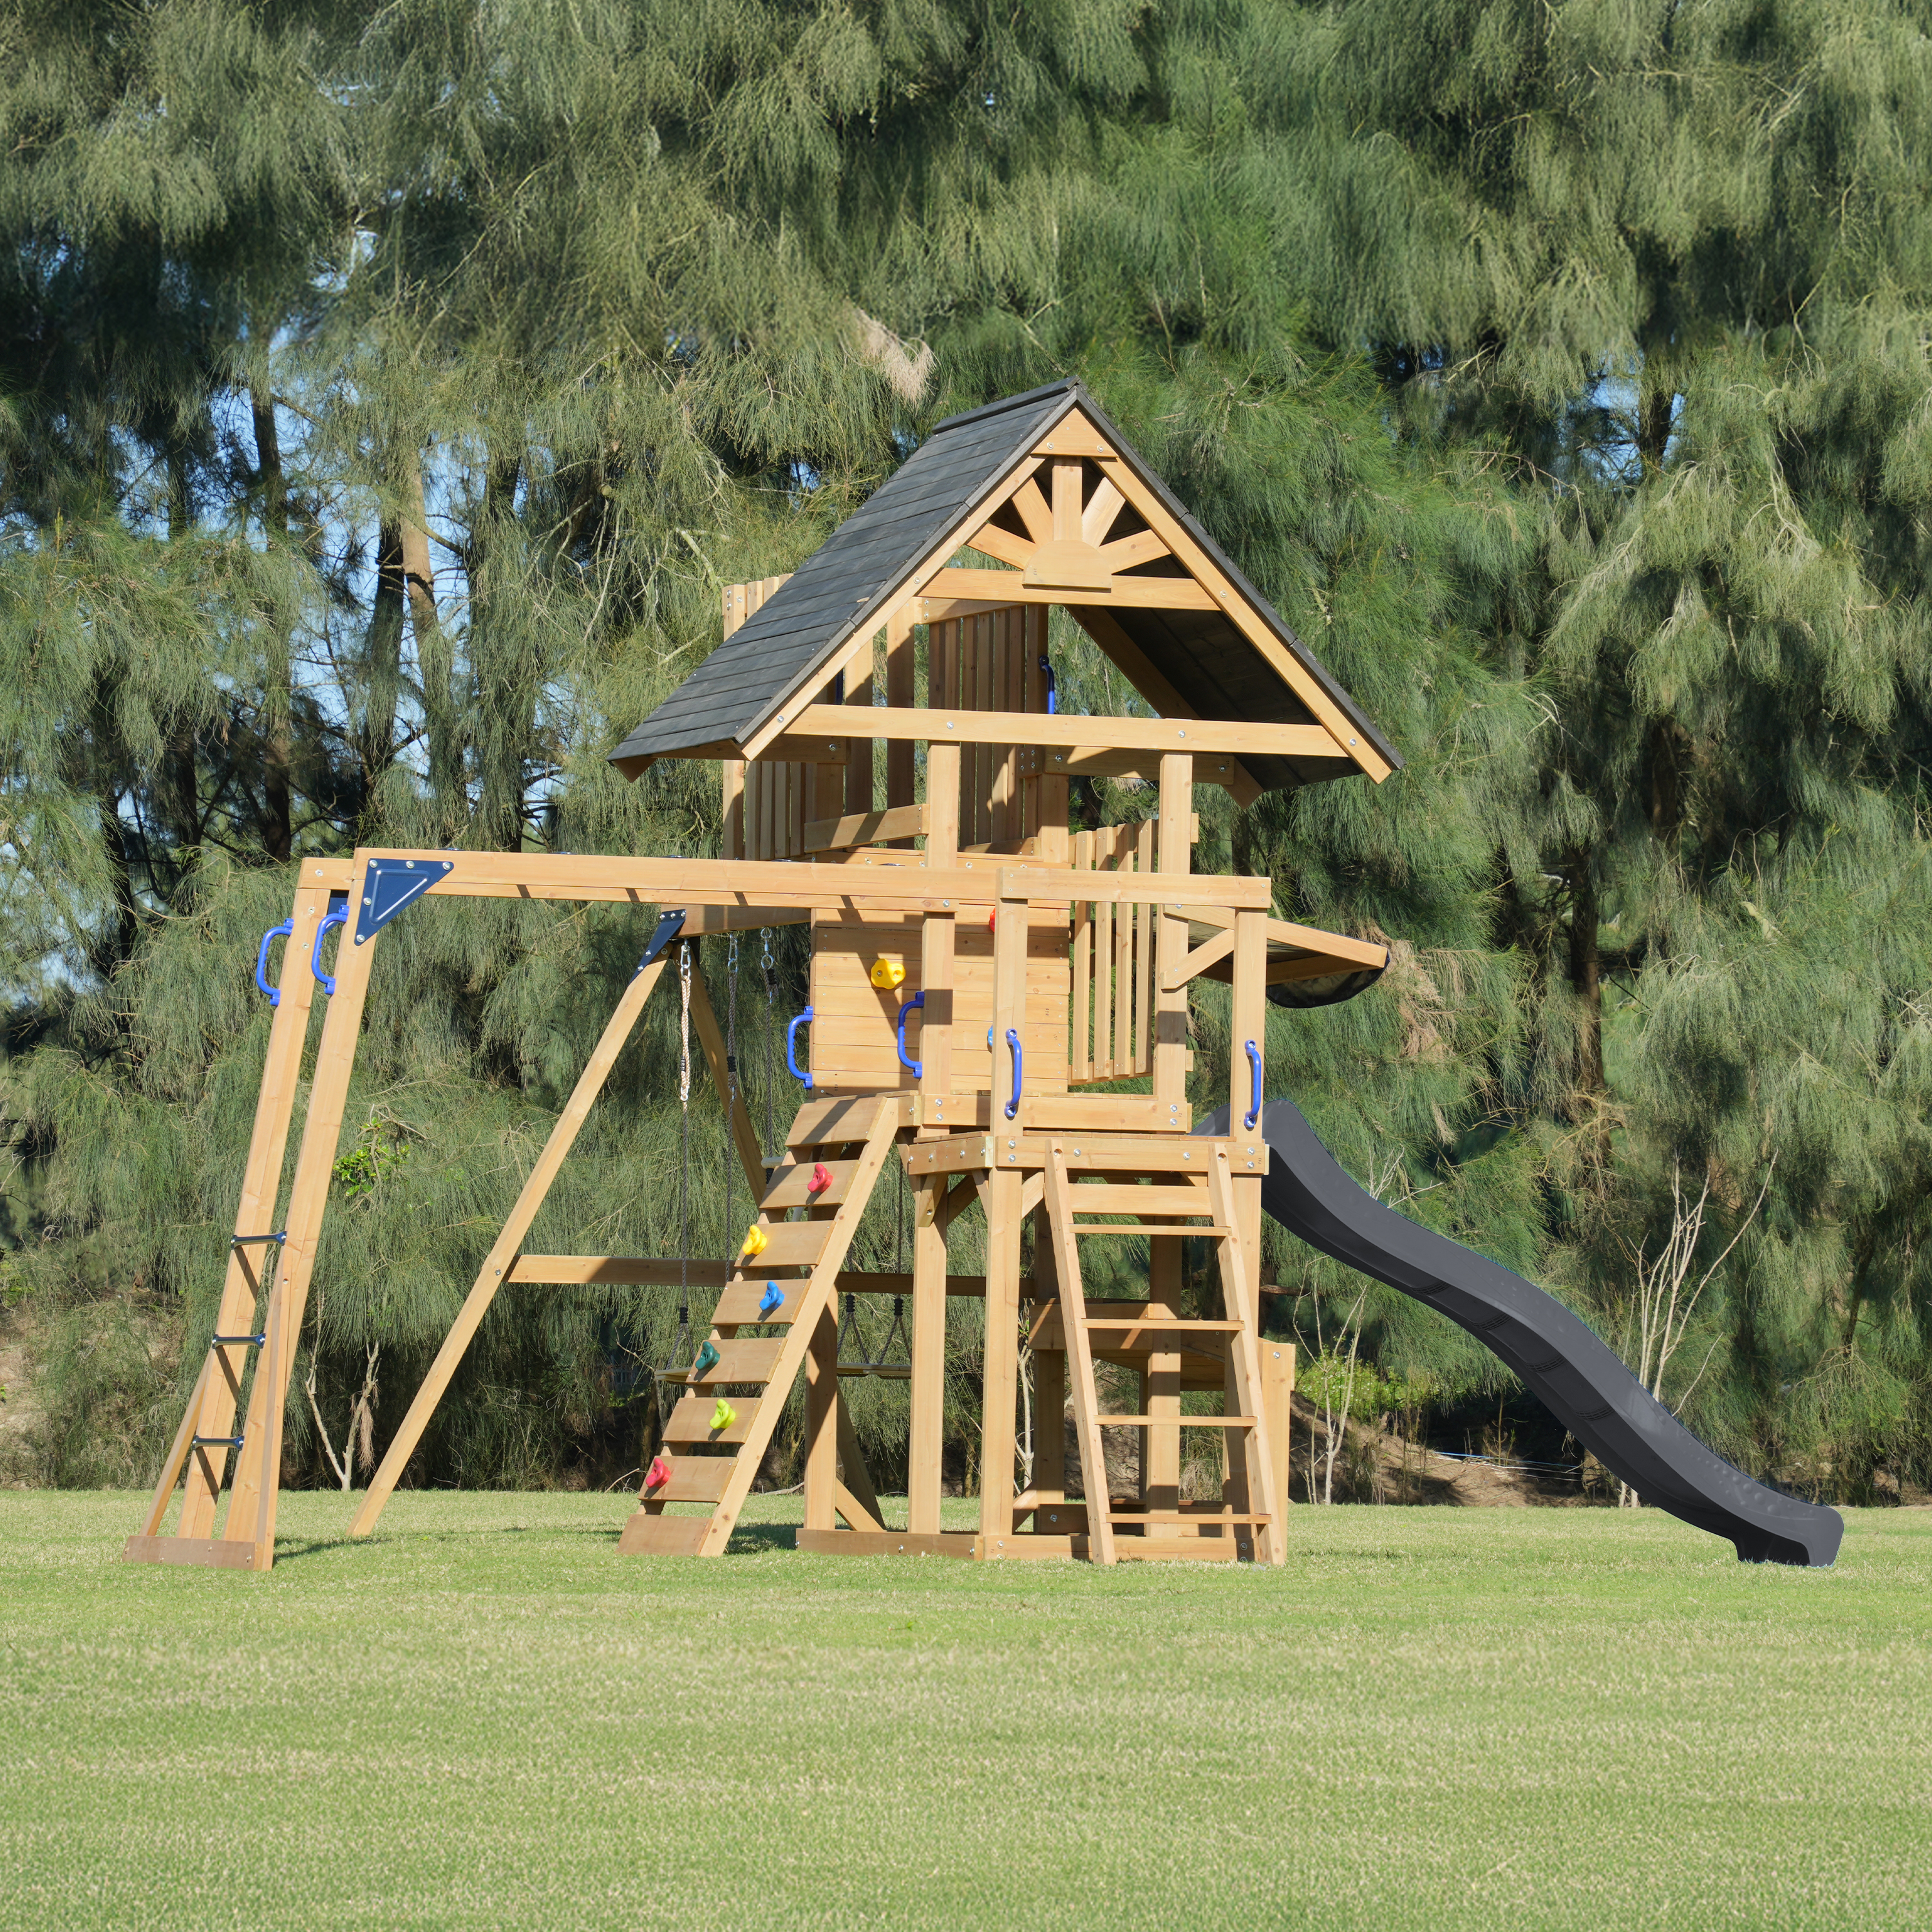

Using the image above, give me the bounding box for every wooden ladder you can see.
[1041,1140,1284,1566]
[616,1095,900,1558]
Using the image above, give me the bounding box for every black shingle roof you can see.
[608,380,1400,791]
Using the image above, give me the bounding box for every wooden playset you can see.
[124,381,1399,1572]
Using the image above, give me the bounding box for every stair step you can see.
[622,1513,710,1556]
[761,1159,866,1210]
[788,1094,909,1148]
[1113,1539,1247,1563]
[1066,1184,1215,1218]
[711,1280,802,1326]
[1082,1318,1243,1333]
[661,1394,765,1444]
[744,1220,834,1268]
[643,1455,738,1504]
[683,1338,785,1387]
[1110,1510,1271,1525]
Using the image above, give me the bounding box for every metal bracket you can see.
[354,857,456,945]
[638,908,687,971]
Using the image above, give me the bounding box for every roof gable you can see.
[608,381,1400,793]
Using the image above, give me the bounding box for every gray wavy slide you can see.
[1200,1098,1843,1566]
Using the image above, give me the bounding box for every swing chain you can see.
[760,933,778,1161]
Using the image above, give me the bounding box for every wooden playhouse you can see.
[127,380,1399,1571]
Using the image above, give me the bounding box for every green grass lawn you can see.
[1,1493,1927,1931]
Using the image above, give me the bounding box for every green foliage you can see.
[3,0,1930,1502]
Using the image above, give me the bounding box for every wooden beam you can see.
[1081,477,1126,545]
[1162,926,1236,992]
[966,520,1037,569]
[803,802,928,853]
[922,568,1215,611]
[1095,530,1168,571]
[785,705,1337,766]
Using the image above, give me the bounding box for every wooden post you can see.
[846,630,875,817]
[350,950,674,1538]
[224,865,381,1551]
[1153,753,1193,1124]
[908,1171,949,1535]
[804,1298,839,1531]
[885,604,916,842]
[921,738,959,1133]
[1262,1339,1295,1522]
[979,1165,1023,1548]
[162,876,332,1542]
[1229,904,1275,1557]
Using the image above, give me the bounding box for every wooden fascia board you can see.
[920,568,1215,610]
[1065,605,1263,808]
[1090,446,1393,784]
[783,704,1336,763]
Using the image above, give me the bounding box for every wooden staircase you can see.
[616,1095,901,1558]
[1040,1139,1284,1566]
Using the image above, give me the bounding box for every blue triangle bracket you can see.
[354,857,456,945]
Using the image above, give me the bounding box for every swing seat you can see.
[758,1282,785,1318]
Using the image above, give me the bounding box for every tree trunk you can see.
[359,516,406,822]
[92,791,141,980]
[1645,719,1689,849]
[252,388,293,863]
[471,448,530,853]
[1567,845,1605,1094]
[1638,386,1675,480]
[401,456,463,834]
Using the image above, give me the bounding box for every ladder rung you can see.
[191,1435,245,1449]
[1075,1223,1229,1236]
[1082,1318,1242,1332]
[231,1231,287,1246]
[210,1334,266,1348]
[1094,1414,1256,1428]
[1068,1185,1216,1217]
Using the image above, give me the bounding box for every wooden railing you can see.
[1069,820,1156,1084]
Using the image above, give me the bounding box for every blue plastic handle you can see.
[1038,655,1056,715]
[311,907,348,997]
[1244,1039,1262,1130]
[254,919,294,1007]
[1005,1028,1023,1119]
[787,1007,814,1092]
[897,991,925,1079]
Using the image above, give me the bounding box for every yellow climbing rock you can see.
[740,1224,768,1258]
[869,958,907,990]
[709,1397,737,1433]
